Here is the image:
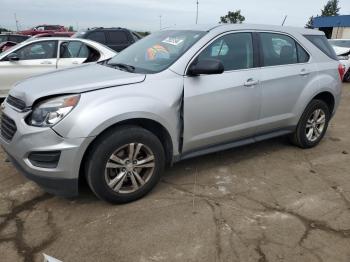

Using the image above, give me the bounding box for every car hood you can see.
[9,63,146,106]
[332,45,350,56]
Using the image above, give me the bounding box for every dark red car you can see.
[33,32,75,38]
[17,25,68,36]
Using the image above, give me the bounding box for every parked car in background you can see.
[329,39,350,82]
[33,32,75,38]
[0,24,343,203]
[0,41,17,53]
[0,33,30,44]
[17,25,68,36]
[0,34,30,53]
[73,27,142,52]
[0,37,116,98]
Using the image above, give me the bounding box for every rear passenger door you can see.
[107,30,132,52]
[256,32,316,134]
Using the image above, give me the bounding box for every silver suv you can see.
[0,24,343,203]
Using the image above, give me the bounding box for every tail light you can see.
[338,64,345,80]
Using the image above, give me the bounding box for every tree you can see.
[220,10,245,24]
[305,16,314,28]
[68,26,74,32]
[321,0,340,16]
[0,27,9,32]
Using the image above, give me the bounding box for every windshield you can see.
[329,40,350,48]
[107,30,206,73]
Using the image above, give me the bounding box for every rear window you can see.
[304,35,338,60]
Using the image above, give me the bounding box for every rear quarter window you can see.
[304,35,338,60]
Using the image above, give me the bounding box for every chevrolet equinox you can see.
[0,24,343,203]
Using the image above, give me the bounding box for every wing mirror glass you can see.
[7,53,20,62]
[188,59,224,76]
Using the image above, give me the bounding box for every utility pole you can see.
[196,0,199,24]
[14,13,19,31]
[159,15,162,30]
[281,15,287,26]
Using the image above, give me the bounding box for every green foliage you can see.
[305,0,341,28]
[0,27,10,32]
[68,26,74,32]
[136,31,150,37]
[305,16,314,28]
[220,10,245,24]
[321,0,340,16]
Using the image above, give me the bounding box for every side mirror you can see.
[7,53,20,62]
[188,59,224,76]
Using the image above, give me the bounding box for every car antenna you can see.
[281,15,288,26]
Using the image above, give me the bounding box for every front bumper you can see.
[0,104,94,197]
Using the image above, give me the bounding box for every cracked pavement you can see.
[0,83,350,262]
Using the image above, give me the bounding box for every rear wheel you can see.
[86,126,165,204]
[289,99,330,148]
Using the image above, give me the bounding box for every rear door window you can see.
[60,41,90,58]
[260,33,298,66]
[260,33,310,66]
[108,31,129,44]
[88,31,107,44]
[304,35,338,60]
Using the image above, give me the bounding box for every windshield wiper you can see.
[108,63,135,72]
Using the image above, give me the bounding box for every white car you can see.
[0,37,116,98]
[329,39,350,82]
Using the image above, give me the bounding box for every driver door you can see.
[183,32,261,153]
[0,40,58,96]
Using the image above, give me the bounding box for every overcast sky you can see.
[1,0,350,32]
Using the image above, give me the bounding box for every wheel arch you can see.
[312,91,335,114]
[78,118,174,187]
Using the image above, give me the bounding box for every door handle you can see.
[72,61,79,65]
[40,61,52,65]
[244,78,259,87]
[300,69,310,76]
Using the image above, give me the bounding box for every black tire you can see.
[86,126,165,204]
[289,99,331,148]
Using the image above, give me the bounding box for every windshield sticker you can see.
[162,37,184,46]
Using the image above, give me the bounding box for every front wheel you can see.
[86,126,165,204]
[289,99,331,148]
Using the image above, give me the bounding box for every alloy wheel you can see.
[305,108,326,142]
[104,143,155,194]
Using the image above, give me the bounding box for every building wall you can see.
[331,27,350,39]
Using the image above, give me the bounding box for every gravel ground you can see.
[0,83,350,262]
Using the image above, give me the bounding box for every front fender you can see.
[53,80,183,156]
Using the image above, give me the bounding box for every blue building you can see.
[313,15,350,39]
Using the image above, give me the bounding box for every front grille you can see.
[0,114,17,141]
[6,95,26,111]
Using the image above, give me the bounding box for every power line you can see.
[196,0,199,24]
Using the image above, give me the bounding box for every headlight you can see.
[28,94,80,127]
[338,55,349,61]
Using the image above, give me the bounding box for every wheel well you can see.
[313,92,335,113]
[79,118,174,186]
